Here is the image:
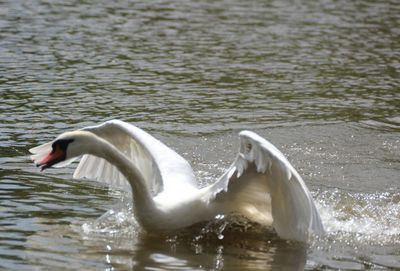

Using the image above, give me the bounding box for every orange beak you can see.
[37,145,65,170]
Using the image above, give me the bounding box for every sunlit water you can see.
[1,0,399,270]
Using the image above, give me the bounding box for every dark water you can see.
[1,0,399,270]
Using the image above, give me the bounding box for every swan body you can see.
[29,119,324,242]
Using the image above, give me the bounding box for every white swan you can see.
[29,119,324,242]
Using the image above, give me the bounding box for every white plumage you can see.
[30,119,324,242]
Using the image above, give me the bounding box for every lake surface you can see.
[1,0,399,270]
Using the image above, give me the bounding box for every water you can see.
[0,0,399,269]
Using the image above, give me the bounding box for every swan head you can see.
[30,131,94,171]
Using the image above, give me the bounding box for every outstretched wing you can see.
[206,131,324,242]
[73,120,197,195]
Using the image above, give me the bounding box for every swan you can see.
[29,119,324,242]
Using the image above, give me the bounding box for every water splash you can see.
[81,195,139,238]
[77,182,399,261]
[314,189,400,246]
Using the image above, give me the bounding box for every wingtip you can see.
[29,145,41,154]
[29,141,53,154]
[238,130,254,137]
[239,130,265,141]
[105,119,124,125]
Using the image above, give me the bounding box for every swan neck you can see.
[89,136,156,215]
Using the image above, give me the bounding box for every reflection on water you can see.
[0,0,399,269]
[26,199,308,270]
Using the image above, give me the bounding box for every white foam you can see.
[314,189,400,245]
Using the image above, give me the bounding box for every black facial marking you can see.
[52,139,74,153]
[41,139,74,170]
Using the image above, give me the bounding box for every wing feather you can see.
[209,130,324,242]
[72,120,197,195]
